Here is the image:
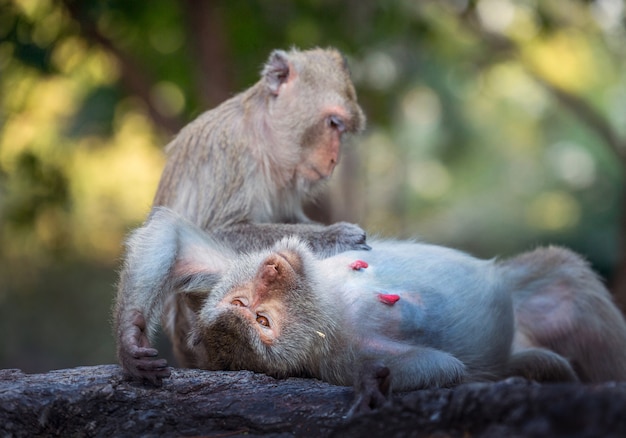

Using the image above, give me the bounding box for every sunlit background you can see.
[1,0,625,373]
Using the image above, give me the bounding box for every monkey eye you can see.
[256,315,270,327]
[231,299,246,307]
[327,115,346,133]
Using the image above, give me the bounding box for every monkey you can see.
[118,47,370,369]
[152,47,368,255]
[115,207,626,410]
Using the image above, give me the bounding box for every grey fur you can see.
[115,208,626,390]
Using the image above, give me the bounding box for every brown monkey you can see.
[153,47,367,255]
[118,47,369,370]
[115,208,626,405]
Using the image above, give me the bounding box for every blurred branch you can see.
[456,7,626,166]
[529,73,626,166]
[60,0,184,135]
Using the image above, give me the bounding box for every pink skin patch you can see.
[349,260,369,270]
[378,293,401,306]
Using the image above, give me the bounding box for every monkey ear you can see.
[262,50,294,95]
[181,290,208,315]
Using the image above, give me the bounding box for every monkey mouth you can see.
[307,165,332,181]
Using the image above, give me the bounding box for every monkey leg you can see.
[507,348,579,383]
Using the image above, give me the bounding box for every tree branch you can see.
[60,1,184,135]
[529,72,626,166]
[2,365,626,436]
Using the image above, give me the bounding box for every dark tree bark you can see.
[2,365,626,437]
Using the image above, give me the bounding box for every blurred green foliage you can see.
[1,0,625,372]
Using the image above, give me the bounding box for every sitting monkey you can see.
[115,208,626,409]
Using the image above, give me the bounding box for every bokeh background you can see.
[1,0,625,373]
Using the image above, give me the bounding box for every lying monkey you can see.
[115,208,626,409]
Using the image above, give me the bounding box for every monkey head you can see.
[261,48,366,184]
[188,237,340,378]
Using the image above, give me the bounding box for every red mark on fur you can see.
[349,260,369,270]
[378,293,400,306]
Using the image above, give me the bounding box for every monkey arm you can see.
[114,211,182,384]
[114,208,235,384]
[115,307,170,386]
[214,221,370,256]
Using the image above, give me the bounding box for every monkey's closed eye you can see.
[256,315,270,327]
[327,115,346,133]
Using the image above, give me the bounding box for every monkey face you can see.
[296,112,347,181]
[208,248,305,346]
[192,237,340,378]
[263,48,365,184]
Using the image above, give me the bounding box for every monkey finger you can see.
[135,358,169,371]
[130,346,159,358]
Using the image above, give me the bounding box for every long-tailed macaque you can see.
[119,47,369,369]
[152,47,367,255]
[115,208,626,404]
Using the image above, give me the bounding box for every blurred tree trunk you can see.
[181,0,234,108]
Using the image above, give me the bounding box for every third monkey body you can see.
[115,208,626,401]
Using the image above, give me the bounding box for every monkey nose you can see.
[261,263,279,282]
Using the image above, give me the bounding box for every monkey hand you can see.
[315,222,370,256]
[118,310,171,386]
[346,363,392,418]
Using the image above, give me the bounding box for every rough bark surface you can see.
[1,365,625,437]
